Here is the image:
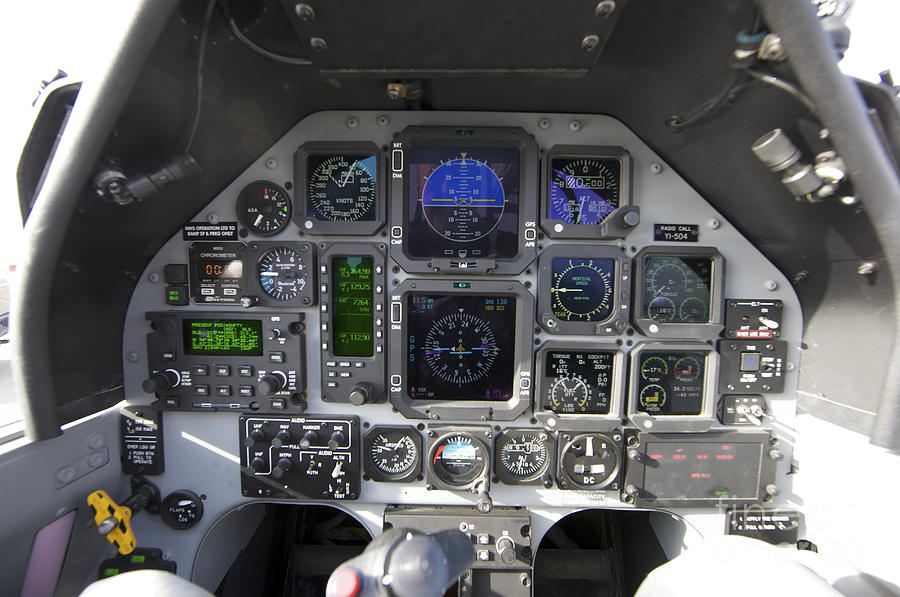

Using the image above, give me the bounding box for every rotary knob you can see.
[328,430,346,450]
[272,457,292,478]
[142,369,179,393]
[348,382,374,406]
[271,429,292,448]
[258,371,287,396]
[496,537,517,564]
[299,430,318,449]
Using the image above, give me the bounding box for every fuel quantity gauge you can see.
[363,426,422,483]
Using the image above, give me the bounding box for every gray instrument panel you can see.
[122,111,801,583]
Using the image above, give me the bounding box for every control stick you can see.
[326,528,474,597]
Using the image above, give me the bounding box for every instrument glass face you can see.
[636,351,707,415]
[543,350,616,415]
[257,247,308,301]
[406,293,516,401]
[331,256,374,357]
[496,430,551,482]
[307,154,377,222]
[237,181,292,235]
[550,257,615,322]
[549,157,620,225]
[366,427,420,479]
[407,146,520,259]
[640,256,713,323]
[430,433,487,486]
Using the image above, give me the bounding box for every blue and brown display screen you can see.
[406,293,516,401]
[406,145,520,259]
[636,351,706,415]
[183,319,262,356]
[332,256,374,357]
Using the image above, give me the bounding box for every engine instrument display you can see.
[494,429,552,485]
[182,319,263,356]
[332,256,374,357]
[363,426,422,482]
[257,247,308,301]
[543,350,616,415]
[307,154,377,222]
[429,432,489,488]
[549,157,620,225]
[236,181,291,236]
[636,351,707,415]
[640,256,713,323]
[406,146,520,259]
[406,293,516,401]
[550,257,615,322]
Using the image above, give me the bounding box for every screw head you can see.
[294,3,315,21]
[309,37,328,52]
[538,118,551,129]
[346,117,359,129]
[581,35,600,52]
[595,0,616,17]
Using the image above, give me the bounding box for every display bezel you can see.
[318,242,387,404]
[627,342,718,432]
[493,428,556,486]
[536,244,630,335]
[534,343,625,432]
[389,126,538,275]
[424,426,492,492]
[250,241,318,307]
[622,430,776,507]
[632,246,725,339]
[294,141,385,236]
[540,145,637,240]
[388,279,534,421]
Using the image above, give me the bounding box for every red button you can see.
[332,567,361,597]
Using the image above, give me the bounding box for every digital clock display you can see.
[332,256,374,357]
[183,319,262,356]
[196,258,242,283]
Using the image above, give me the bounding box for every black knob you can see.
[243,428,266,448]
[271,429,292,448]
[142,370,179,393]
[258,372,286,396]
[496,537,517,564]
[348,382,374,406]
[248,457,266,474]
[299,430,318,449]
[272,457,292,478]
[328,430,346,450]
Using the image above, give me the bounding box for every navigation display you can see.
[406,293,516,401]
[543,350,615,414]
[406,146,520,259]
[332,256,374,357]
[636,351,706,415]
[183,319,263,356]
[640,256,713,323]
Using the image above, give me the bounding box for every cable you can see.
[742,67,818,115]
[223,0,313,66]
[184,0,218,152]
[667,71,743,131]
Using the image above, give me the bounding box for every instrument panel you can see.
[123,112,800,546]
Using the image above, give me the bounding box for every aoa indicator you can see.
[237,181,292,236]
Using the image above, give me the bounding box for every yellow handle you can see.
[87,490,136,555]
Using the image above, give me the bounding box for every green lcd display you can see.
[332,256,374,357]
[183,319,263,356]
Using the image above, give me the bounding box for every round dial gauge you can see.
[237,181,291,236]
[639,384,667,410]
[679,297,707,322]
[365,427,421,481]
[431,433,488,487]
[549,158,620,225]
[640,356,668,380]
[649,262,688,295]
[559,433,620,490]
[160,490,204,530]
[550,258,615,322]
[496,430,551,483]
[421,157,505,243]
[549,375,589,410]
[647,296,677,322]
[257,247,308,301]
[674,356,702,382]
[308,154,377,222]
[424,312,498,385]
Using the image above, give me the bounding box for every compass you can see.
[423,312,499,385]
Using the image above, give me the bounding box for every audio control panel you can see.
[144,312,307,412]
[239,415,360,500]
